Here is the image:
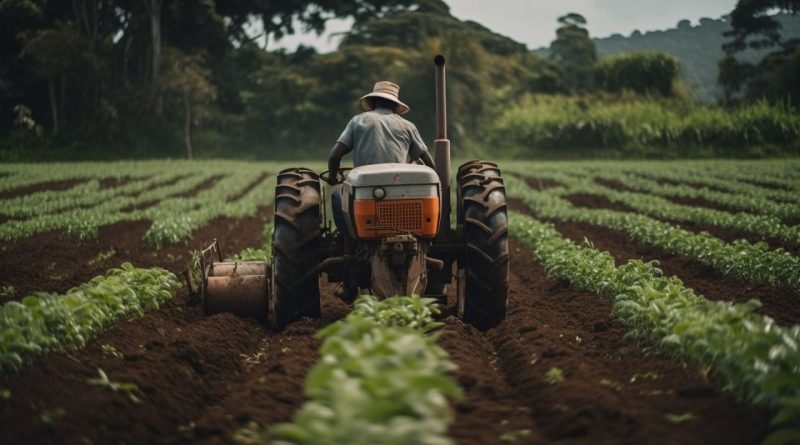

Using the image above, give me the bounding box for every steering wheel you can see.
[319,167,352,185]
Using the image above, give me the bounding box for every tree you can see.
[141,0,165,84]
[19,22,84,135]
[549,13,597,92]
[160,48,216,159]
[595,52,682,97]
[721,0,800,105]
[724,0,800,52]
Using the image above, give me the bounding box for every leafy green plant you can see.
[506,175,800,291]
[87,368,142,404]
[0,263,180,373]
[545,367,564,384]
[510,211,800,441]
[268,295,461,445]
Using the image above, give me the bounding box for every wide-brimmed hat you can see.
[359,81,410,115]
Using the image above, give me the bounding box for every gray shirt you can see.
[337,108,429,166]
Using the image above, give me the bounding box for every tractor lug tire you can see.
[457,160,509,330]
[270,167,322,331]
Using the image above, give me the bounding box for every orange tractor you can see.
[201,56,509,330]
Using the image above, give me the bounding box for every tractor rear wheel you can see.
[457,160,509,330]
[270,167,322,330]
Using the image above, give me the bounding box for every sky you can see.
[267,0,739,52]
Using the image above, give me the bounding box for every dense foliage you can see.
[490,95,800,158]
[2,1,798,160]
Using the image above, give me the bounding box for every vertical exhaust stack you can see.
[433,54,451,241]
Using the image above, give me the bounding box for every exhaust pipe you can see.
[433,55,451,241]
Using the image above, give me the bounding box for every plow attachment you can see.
[200,241,270,322]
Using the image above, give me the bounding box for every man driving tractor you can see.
[326,81,435,232]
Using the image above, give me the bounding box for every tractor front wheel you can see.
[270,167,322,331]
[457,161,509,330]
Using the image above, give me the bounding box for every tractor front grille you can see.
[376,199,423,232]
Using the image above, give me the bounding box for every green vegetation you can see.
[505,167,800,244]
[506,175,800,291]
[267,295,460,445]
[3,1,797,160]
[510,212,800,442]
[585,14,800,101]
[0,263,180,372]
[0,161,279,246]
[490,95,800,158]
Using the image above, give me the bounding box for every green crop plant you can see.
[0,263,180,373]
[506,176,800,291]
[506,168,800,245]
[510,212,800,442]
[266,295,461,445]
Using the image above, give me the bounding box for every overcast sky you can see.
[268,0,738,51]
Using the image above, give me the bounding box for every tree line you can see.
[0,0,797,160]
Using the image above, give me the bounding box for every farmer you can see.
[326,81,434,233]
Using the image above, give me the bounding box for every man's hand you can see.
[328,142,351,186]
[326,171,338,186]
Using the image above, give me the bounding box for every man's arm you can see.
[408,124,434,168]
[327,142,352,185]
[417,150,435,168]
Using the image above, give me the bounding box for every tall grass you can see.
[488,94,800,158]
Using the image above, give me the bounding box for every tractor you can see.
[201,55,509,330]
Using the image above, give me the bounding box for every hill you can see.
[536,14,800,102]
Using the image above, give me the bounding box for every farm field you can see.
[1,159,799,444]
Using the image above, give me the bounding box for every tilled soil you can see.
[508,198,800,326]
[0,190,783,444]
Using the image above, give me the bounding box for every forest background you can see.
[0,0,798,161]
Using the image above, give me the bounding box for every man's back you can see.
[337,108,427,167]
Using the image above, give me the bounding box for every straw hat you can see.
[359,81,410,115]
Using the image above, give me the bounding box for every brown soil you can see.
[507,199,800,326]
[0,206,272,301]
[563,194,798,255]
[521,176,562,191]
[0,183,780,444]
[735,178,793,191]
[563,193,636,213]
[100,176,142,189]
[229,173,270,202]
[0,178,88,200]
[174,174,226,199]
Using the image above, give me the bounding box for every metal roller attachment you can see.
[202,260,270,322]
[209,262,268,277]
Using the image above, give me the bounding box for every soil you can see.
[0,180,784,444]
[562,194,798,255]
[0,206,273,301]
[0,178,88,200]
[582,180,800,251]
[508,198,800,326]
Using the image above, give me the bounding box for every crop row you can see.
[506,176,800,291]
[261,295,460,445]
[0,171,275,247]
[143,173,274,247]
[510,212,800,443]
[620,167,800,204]
[583,170,800,220]
[0,263,180,373]
[0,161,187,193]
[0,173,216,240]
[506,168,800,245]
[0,172,180,218]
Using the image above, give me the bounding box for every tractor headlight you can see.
[373,187,386,200]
